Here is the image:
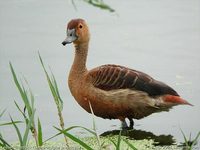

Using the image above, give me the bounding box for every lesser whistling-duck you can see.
[62,19,192,129]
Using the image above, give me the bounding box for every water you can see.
[0,0,200,145]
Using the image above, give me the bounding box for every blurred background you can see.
[0,0,200,144]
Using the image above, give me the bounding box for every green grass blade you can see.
[180,129,189,147]
[83,0,115,12]
[21,84,32,117]
[0,134,14,150]
[44,125,96,143]
[109,138,117,147]
[10,116,23,146]
[22,109,35,146]
[37,118,43,146]
[193,131,200,141]
[9,63,32,118]
[116,130,122,150]
[0,121,22,126]
[58,125,96,136]
[23,76,35,112]
[39,54,57,97]
[29,90,35,112]
[51,71,63,111]
[123,139,138,150]
[191,131,200,147]
[14,101,29,125]
[88,101,101,148]
[0,109,6,118]
[49,73,62,111]
[39,52,63,112]
[43,132,61,143]
[54,127,93,150]
[9,62,24,99]
[71,0,77,10]
[100,141,106,149]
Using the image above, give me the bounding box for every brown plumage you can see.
[62,19,192,128]
[89,64,179,96]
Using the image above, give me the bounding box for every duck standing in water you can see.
[62,19,191,129]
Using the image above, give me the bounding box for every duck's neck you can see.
[70,42,88,76]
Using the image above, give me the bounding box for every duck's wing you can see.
[88,64,179,97]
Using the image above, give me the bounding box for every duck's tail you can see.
[163,95,193,106]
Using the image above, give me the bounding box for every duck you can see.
[62,18,192,129]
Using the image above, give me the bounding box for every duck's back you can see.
[88,64,179,97]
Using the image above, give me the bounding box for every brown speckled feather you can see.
[89,64,179,97]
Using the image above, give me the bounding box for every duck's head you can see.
[62,19,90,46]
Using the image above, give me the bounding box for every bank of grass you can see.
[0,54,199,150]
[3,136,183,150]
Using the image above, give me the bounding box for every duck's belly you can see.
[74,88,160,120]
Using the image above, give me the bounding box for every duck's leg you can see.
[128,118,134,129]
[121,120,128,129]
[119,117,128,129]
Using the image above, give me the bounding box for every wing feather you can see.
[89,64,179,97]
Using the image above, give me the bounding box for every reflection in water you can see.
[101,129,176,146]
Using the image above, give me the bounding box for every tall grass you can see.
[38,52,69,148]
[9,63,43,148]
[0,110,15,150]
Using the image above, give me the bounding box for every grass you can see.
[88,101,102,149]
[50,101,138,149]
[71,0,115,12]
[0,134,14,150]
[0,55,199,150]
[0,110,15,150]
[9,63,43,148]
[38,52,69,148]
[180,129,200,150]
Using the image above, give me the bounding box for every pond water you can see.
[0,0,200,146]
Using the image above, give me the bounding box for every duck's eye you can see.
[79,25,83,29]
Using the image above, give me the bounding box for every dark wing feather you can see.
[89,64,179,97]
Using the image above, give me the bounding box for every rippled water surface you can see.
[0,0,200,145]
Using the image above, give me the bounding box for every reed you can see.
[38,52,69,148]
[9,63,43,148]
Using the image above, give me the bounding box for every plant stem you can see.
[58,110,69,148]
[31,127,39,147]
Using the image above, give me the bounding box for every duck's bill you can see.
[62,36,77,45]
[62,28,78,46]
